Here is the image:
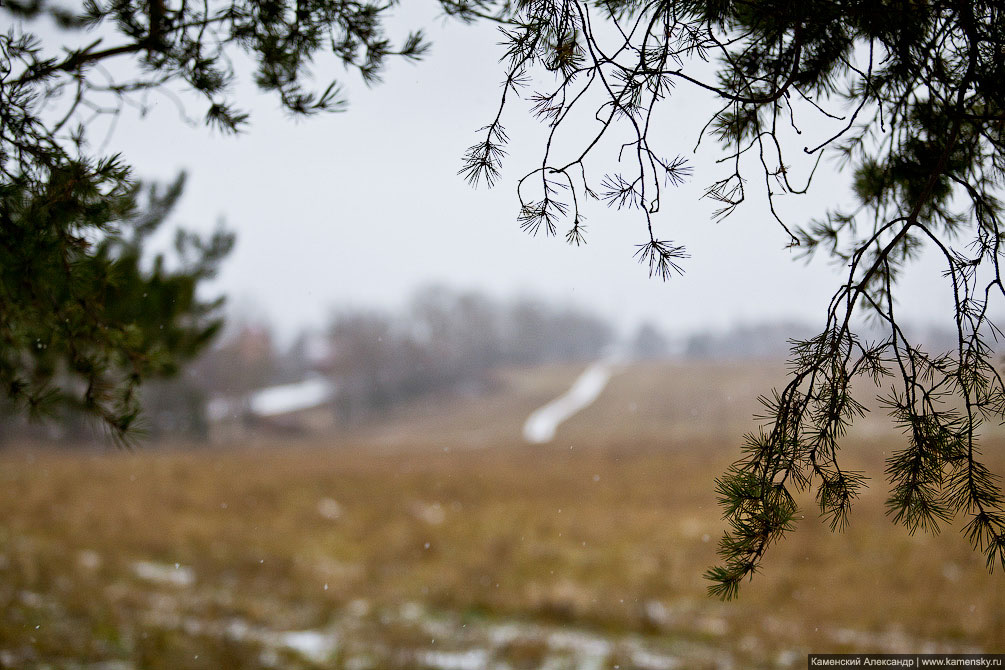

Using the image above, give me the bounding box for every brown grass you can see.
[1,362,1002,669]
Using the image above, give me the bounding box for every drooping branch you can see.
[458,0,1005,597]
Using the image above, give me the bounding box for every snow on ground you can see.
[134,596,741,670]
[416,649,489,670]
[131,561,195,587]
[269,630,337,664]
[523,353,623,444]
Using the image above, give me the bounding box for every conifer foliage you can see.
[462,0,1005,597]
[0,0,501,438]
[1,171,233,442]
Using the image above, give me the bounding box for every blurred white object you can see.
[248,376,333,417]
[523,351,623,444]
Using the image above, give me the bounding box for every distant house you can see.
[208,375,337,438]
[249,376,334,417]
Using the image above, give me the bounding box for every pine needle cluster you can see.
[457,0,1005,596]
[1,171,233,443]
[1,0,508,436]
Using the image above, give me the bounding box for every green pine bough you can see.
[462,0,1005,598]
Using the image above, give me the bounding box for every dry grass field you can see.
[1,361,1003,669]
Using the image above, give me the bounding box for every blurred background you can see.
[3,296,1001,668]
[2,2,1003,669]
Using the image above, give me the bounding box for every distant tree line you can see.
[181,286,620,432]
[2,286,622,442]
[322,286,615,424]
[684,322,972,361]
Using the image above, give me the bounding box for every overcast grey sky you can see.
[83,3,952,342]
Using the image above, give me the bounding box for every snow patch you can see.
[318,497,343,520]
[273,630,337,664]
[547,629,612,660]
[411,501,446,525]
[220,618,338,663]
[630,648,681,670]
[417,649,489,670]
[523,355,622,444]
[132,561,195,587]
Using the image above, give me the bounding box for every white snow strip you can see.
[630,648,681,670]
[248,377,333,417]
[523,357,620,444]
[417,649,489,670]
[546,629,612,658]
[132,561,195,587]
[223,619,338,664]
[272,630,337,664]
